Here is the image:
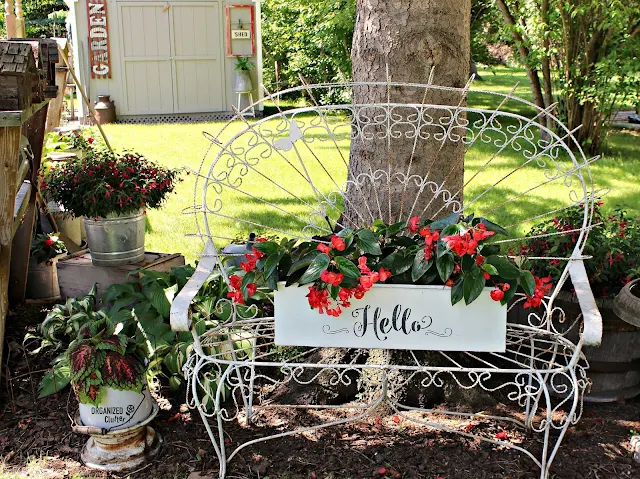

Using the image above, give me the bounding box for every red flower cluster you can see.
[523,275,552,309]
[419,225,440,260]
[443,224,495,256]
[239,238,267,273]
[44,238,55,246]
[305,256,392,316]
[227,274,257,305]
[317,235,346,256]
[408,216,420,233]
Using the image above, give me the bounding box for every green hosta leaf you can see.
[103,282,137,302]
[356,229,382,255]
[287,250,321,276]
[252,241,280,256]
[334,256,360,279]
[38,360,71,398]
[463,267,486,305]
[298,253,330,285]
[436,253,455,282]
[430,212,460,230]
[150,282,171,318]
[485,255,521,280]
[164,283,179,304]
[450,278,464,306]
[392,251,414,275]
[520,270,536,296]
[411,249,433,282]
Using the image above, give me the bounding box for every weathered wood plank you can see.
[0,100,48,127]
[0,125,21,371]
[0,126,21,245]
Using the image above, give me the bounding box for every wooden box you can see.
[56,250,186,303]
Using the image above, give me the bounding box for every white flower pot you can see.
[275,283,507,352]
[78,386,154,432]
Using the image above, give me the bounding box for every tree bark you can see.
[347,0,471,223]
[495,0,546,112]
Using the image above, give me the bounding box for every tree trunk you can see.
[345,0,479,408]
[346,0,471,223]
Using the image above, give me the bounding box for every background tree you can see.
[1,0,67,38]
[496,0,640,154]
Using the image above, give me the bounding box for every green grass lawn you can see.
[103,67,640,264]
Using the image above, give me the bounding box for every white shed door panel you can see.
[120,4,174,114]
[118,2,224,115]
[172,4,224,113]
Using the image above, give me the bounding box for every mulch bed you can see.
[1,302,639,479]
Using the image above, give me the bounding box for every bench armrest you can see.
[170,241,218,332]
[568,258,602,346]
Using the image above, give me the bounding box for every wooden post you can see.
[46,41,69,133]
[14,0,25,38]
[0,125,22,372]
[4,0,17,39]
[9,103,49,304]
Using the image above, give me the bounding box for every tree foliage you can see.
[496,0,640,154]
[261,0,501,96]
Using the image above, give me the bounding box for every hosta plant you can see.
[68,317,146,406]
[226,213,552,316]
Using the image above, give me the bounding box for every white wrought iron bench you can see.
[170,80,603,479]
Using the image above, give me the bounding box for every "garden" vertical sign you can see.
[86,0,111,78]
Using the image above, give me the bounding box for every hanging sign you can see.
[86,0,112,78]
[231,29,251,40]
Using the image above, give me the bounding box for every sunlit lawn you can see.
[103,67,640,264]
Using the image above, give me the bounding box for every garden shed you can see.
[64,0,263,121]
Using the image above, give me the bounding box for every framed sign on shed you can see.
[225,5,255,57]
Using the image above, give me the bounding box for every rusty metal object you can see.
[75,402,162,472]
[614,279,640,327]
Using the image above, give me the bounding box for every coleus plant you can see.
[226,213,552,316]
[68,317,146,406]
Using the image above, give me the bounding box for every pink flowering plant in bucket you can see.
[40,150,181,219]
[226,214,552,317]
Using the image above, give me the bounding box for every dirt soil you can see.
[1,303,640,479]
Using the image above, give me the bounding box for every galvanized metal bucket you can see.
[83,211,145,267]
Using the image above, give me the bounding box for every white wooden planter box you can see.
[78,386,154,431]
[275,283,507,352]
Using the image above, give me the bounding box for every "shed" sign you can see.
[86,0,111,78]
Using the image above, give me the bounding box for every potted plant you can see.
[68,316,154,431]
[225,214,549,352]
[47,129,98,159]
[521,202,640,400]
[40,150,181,266]
[234,56,255,93]
[26,233,67,300]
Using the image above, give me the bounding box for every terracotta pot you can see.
[94,95,116,124]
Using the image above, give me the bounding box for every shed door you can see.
[120,4,174,115]
[172,4,224,113]
[119,2,224,115]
